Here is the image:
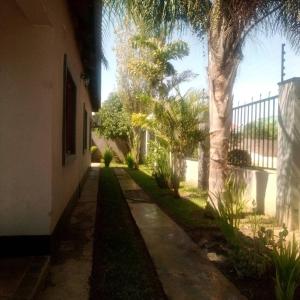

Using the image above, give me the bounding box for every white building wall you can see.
[0,0,92,236]
[46,0,92,233]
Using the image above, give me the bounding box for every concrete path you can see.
[36,165,99,300]
[114,168,246,300]
[0,256,49,300]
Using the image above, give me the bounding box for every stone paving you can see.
[0,256,49,300]
[0,258,30,299]
[36,165,99,300]
[114,168,246,300]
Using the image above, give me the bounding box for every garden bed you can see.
[126,165,300,300]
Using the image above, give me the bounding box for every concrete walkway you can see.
[36,165,99,300]
[114,168,246,300]
[0,256,49,300]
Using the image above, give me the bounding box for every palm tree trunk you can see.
[208,27,241,204]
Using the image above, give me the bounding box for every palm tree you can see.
[187,89,209,190]
[129,34,190,97]
[150,90,207,197]
[105,0,300,202]
[115,21,192,168]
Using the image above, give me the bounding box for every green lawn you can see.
[126,165,215,229]
[90,167,166,300]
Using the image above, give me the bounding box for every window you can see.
[62,55,77,165]
[83,104,87,152]
[89,119,92,150]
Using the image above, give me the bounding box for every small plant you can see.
[248,200,263,239]
[103,148,113,167]
[230,244,270,279]
[208,175,271,278]
[208,174,247,247]
[125,153,135,169]
[209,174,247,225]
[271,229,300,300]
[90,145,101,162]
[90,145,98,154]
[228,149,251,167]
[146,140,171,188]
[255,225,300,298]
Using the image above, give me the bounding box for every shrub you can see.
[209,174,247,232]
[90,146,98,154]
[146,141,171,188]
[125,153,135,169]
[209,174,246,248]
[153,172,169,189]
[271,231,300,300]
[103,148,113,167]
[229,243,270,279]
[208,175,270,278]
[90,146,101,162]
[228,149,251,167]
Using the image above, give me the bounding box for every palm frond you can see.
[104,0,211,36]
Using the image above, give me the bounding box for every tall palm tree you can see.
[115,21,191,167]
[129,34,190,97]
[105,0,300,201]
[150,90,207,197]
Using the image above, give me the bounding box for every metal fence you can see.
[229,95,278,169]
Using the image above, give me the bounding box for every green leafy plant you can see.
[90,146,98,154]
[209,174,247,230]
[230,244,270,279]
[229,203,272,279]
[103,148,113,167]
[125,153,135,169]
[146,140,171,189]
[228,149,252,167]
[90,145,101,162]
[147,91,208,196]
[94,93,130,140]
[271,231,300,300]
[208,175,271,278]
[248,200,263,239]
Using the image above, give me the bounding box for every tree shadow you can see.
[125,167,216,231]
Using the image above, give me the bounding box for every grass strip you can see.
[126,166,214,230]
[90,167,166,300]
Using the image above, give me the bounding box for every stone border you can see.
[13,256,50,300]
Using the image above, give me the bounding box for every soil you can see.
[125,168,300,300]
[187,227,300,300]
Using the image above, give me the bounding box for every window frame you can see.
[62,54,77,165]
[83,104,88,153]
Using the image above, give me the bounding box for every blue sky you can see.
[101,24,300,107]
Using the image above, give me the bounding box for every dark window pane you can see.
[62,55,76,165]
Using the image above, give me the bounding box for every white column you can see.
[277,77,300,230]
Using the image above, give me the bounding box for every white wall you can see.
[231,167,277,216]
[46,0,92,233]
[0,1,53,235]
[0,0,92,236]
[184,159,277,216]
[277,78,300,230]
[185,159,199,186]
